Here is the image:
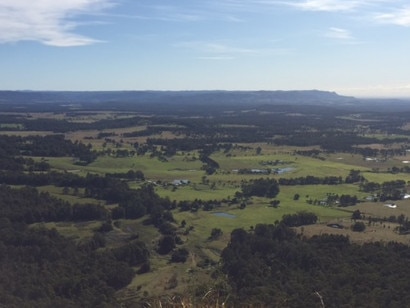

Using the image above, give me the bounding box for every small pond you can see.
[213,212,236,219]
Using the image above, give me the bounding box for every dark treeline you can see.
[281,211,318,227]
[0,134,97,164]
[0,185,107,224]
[0,169,175,225]
[278,175,343,185]
[0,156,50,172]
[105,169,145,181]
[221,223,410,307]
[241,178,280,198]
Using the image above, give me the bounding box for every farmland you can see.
[3,91,410,306]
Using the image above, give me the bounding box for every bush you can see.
[351,221,366,232]
[171,248,189,263]
[157,235,176,255]
[209,228,223,240]
[97,221,113,233]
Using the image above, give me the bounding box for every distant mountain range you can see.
[1,90,409,112]
[0,90,355,105]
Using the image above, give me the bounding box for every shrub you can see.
[351,221,366,232]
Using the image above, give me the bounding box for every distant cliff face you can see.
[0,90,355,106]
[4,90,410,112]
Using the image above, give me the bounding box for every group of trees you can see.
[241,178,280,198]
[0,134,97,165]
[221,222,410,307]
[0,185,108,224]
[281,212,318,227]
[0,223,137,307]
[360,179,407,201]
[278,170,366,186]
[278,175,343,185]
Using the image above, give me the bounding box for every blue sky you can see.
[1,0,410,97]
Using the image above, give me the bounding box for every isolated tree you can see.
[171,248,189,263]
[209,228,223,240]
[270,200,280,208]
[351,210,362,221]
[351,221,366,232]
[157,235,176,255]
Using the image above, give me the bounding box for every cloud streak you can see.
[325,27,353,40]
[175,40,256,60]
[0,0,113,47]
[175,40,292,60]
[284,0,363,12]
[374,6,410,27]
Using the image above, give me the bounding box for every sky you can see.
[1,0,410,97]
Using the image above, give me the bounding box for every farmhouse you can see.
[172,179,190,186]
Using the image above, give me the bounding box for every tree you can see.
[157,235,176,255]
[351,210,362,221]
[209,228,223,240]
[270,200,280,208]
[351,221,366,232]
[171,248,189,263]
[97,220,113,233]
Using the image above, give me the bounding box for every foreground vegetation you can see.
[2,93,410,306]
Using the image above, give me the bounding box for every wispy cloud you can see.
[285,0,363,12]
[374,6,410,27]
[177,41,257,55]
[175,40,291,60]
[196,56,236,61]
[142,5,204,22]
[0,0,114,47]
[325,27,354,40]
[132,2,247,24]
[175,41,252,60]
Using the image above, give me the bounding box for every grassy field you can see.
[24,126,410,301]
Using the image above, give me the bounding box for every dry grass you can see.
[296,218,410,245]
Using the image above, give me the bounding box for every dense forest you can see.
[221,222,410,307]
[0,185,147,307]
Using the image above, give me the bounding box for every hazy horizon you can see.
[1,1,409,98]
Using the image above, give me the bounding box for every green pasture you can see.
[0,123,23,129]
[36,185,104,205]
[278,184,367,202]
[89,155,204,182]
[155,184,239,202]
[173,198,351,242]
[32,221,101,242]
[362,171,410,183]
[212,151,363,178]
